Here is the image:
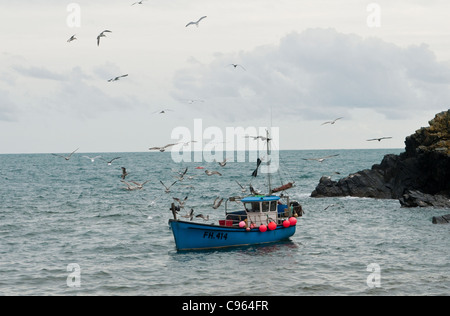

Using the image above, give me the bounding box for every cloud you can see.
[0,89,18,122]
[13,65,66,81]
[171,28,450,121]
[5,62,141,119]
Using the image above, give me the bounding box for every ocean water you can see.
[0,149,449,296]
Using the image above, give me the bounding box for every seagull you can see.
[83,155,102,162]
[184,99,204,104]
[182,140,197,146]
[131,180,149,189]
[131,0,146,5]
[235,180,247,193]
[185,16,207,27]
[121,180,139,191]
[323,204,335,211]
[121,167,128,179]
[67,34,77,43]
[249,185,261,195]
[302,154,339,163]
[229,64,246,71]
[173,167,188,181]
[51,148,79,161]
[149,143,178,152]
[196,214,210,221]
[245,135,271,141]
[212,197,224,209]
[367,137,393,142]
[173,196,188,208]
[108,74,128,82]
[97,30,112,46]
[205,170,222,176]
[100,157,121,165]
[181,209,195,221]
[152,109,173,115]
[321,117,343,125]
[160,180,178,193]
[217,158,228,167]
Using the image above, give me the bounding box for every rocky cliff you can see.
[311,110,450,208]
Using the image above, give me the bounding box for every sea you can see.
[0,149,449,296]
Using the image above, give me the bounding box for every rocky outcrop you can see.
[311,110,450,208]
[432,214,450,224]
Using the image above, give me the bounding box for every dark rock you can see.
[311,110,450,207]
[432,214,450,224]
[399,190,450,208]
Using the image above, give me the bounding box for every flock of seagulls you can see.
[60,7,398,221]
[320,117,393,143]
[299,116,393,168]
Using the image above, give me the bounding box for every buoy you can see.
[239,221,246,228]
[289,217,297,226]
[246,227,251,231]
[259,225,267,232]
[283,220,290,228]
[268,221,277,231]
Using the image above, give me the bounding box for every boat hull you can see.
[168,219,296,251]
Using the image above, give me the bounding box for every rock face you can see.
[432,214,450,224]
[311,110,450,208]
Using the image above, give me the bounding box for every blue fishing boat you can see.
[168,130,303,251]
[168,195,302,251]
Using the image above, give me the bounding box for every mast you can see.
[266,129,272,195]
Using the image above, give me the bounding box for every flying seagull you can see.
[149,143,178,152]
[131,0,146,5]
[152,109,173,115]
[212,197,224,209]
[321,117,343,125]
[186,16,207,27]
[121,180,139,191]
[229,64,246,71]
[217,158,228,167]
[205,170,222,176]
[97,30,112,46]
[51,148,79,161]
[367,137,393,142]
[108,74,128,82]
[196,214,210,221]
[67,34,77,43]
[302,154,339,163]
[181,209,195,221]
[245,135,271,141]
[83,155,102,162]
[184,99,204,104]
[235,180,247,193]
[100,157,121,165]
[121,167,128,179]
[173,196,188,208]
[131,180,149,189]
[160,180,178,193]
[173,167,189,181]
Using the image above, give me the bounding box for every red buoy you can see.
[283,220,290,228]
[289,217,297,226]
[268,221,277,231]
[259,225,267,232]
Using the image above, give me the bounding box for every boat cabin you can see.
[224,195,295,227]
[241,196,279,226]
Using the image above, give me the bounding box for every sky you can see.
[0,0,449,154]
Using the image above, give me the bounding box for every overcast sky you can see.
[0,0,449,154]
